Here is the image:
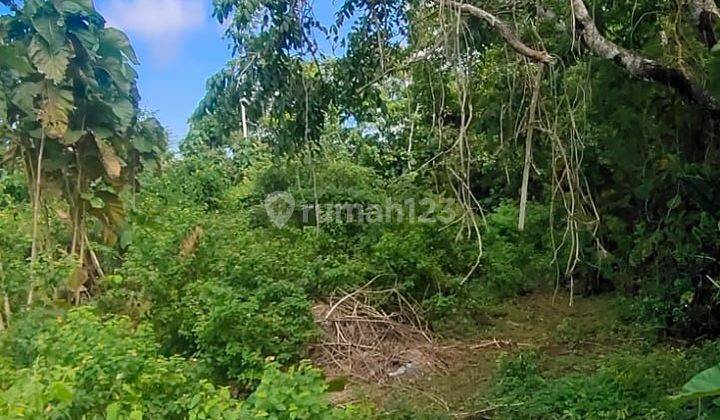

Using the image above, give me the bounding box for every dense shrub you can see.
[241,361,369,419]
[106,159,321,386]
[182,279,317,385]
[491,343,720,419]
[480,201,553,297]
[0,199,76,310]
[0,308,239,419]
[0,306,368,418]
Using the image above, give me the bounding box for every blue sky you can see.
[93,0,343,147]
[94,0,231,146]
[0,1,346,146]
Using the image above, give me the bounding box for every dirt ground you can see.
[327,290,632,416]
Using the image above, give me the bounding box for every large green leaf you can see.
[69,26,99,58]
[61,129,86,145]
[29,36,71,83]
[0,44,35,74]
[674,364,720,400]
[10,82,41,116]
[132,134,155,154]
[111,98,134,131]
[92,126,114,140]
[121,61,139,88]
[38,82,74,138]
[31,11,66,50]
[100,28,139,65]
[55,0,95,15]
[97,56,133,93]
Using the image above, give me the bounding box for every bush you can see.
[367,222,463,295]
[241,361,368,419]
[0,199,76,310]
[182,279,317,385]
[480,201,552,297]
[0,309,366,419]
[0,308,241,419]
[491,344,720,419]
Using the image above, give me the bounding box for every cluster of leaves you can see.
[102,153,317,387]
[241,361,370,419]
[0,306,363,419]
[0,0,167,310]
[480,201,552,296]
[0,307,242,418]
[195,0,720,339]
[674,361,720,417]
[0,174,75,306]
[4,0,720,417]
[490,343,720,419]
[0,0,143,224]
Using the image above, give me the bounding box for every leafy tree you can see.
[0,0,164,307]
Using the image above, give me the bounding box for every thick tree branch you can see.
[689,0,720,49]
[571,0,719,113]
[441,0,553,64]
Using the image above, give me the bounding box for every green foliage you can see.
[481,201,552,296]
[0,0,167,267]
[0,306,358,419]
[241,361,366,419]
[0,362,77,419]
[490,343,720,419]
[674,363,720,418]
[0,307,243,419]
[106,155,318,386]
[183,280,317,385]
[0,192,75,308]
[5,0,720,418]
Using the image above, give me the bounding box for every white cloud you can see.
[104,0,206,36]
[102,0,208,62]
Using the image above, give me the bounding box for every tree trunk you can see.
[3,293,10,328]
[519,63,544,231]
[27,133,45,307]
[689,0,720,49]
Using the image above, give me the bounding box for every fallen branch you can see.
[311,288,445,382]
[470,338,514,349]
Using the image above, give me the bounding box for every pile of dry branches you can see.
[311,285,448,382]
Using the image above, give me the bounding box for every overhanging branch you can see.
[571,0,719,113]
[441,0,553,64]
